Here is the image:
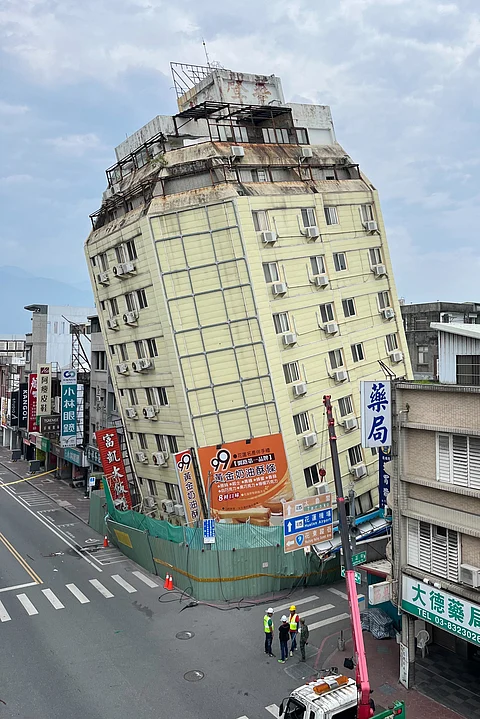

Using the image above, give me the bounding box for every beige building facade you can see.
[85,65,411,517]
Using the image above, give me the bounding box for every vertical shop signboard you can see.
[28,374,39,433]
[60,369,77,448]
[95,428,132,510]
[36,364,52,416]
[19,383,28,428]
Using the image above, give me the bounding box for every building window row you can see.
[252,204,376,233]
[110,338,159,361]
[437,433,480,489]
[92,351,107,371]
[407,518,459,582]
[262,251,384,286]
[91,239,138,272]
[136,433,178,454]
[120,386,169,407]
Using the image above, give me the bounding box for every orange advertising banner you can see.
[197,433,293,526]
[174,449,204,524]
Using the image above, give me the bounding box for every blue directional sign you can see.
[203,518,216,544]
[284,509,333,536]
[283,495,334,553]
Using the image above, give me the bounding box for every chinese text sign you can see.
[361,380,392,448]
[174,449,204,524]
[283,495,333,553]
[379,447,392,509]
[95,428,132,510]
[60,369,78,448]
[36,364,52,417]
[0,397,7,428]
[27,374,39,433]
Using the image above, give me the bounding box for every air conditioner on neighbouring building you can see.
[333,369,348,382]
[315,483,329,495]
[381,307,395,320]
[125,407,138,419]
[303,432,317,448]
[144,496,157,508]
[293,382,307,397]
[324,322,339,335]
[283,332,297,346]
[300,147,313,159]
[343,417,358,431]
[351,463,367,479]
[261,231,277,244]
[97,272,109,285]
[112,263,126,277]
[132,358,153,372]
[106,318,119,330]
[123,261,136,274]
[161,499,174,514]
[460,563,480,588]
[271,282,287,296]
[174,503,185,517]
[305,226,320,239]
[116,362,129,374]
[230,145,245,158]
[363,220,378,232]
[373,264,387,277]
[123,311,138,325]
[143,405,157,419]
[134,451,148,463]
[152,452,168,467]
[314,274,329,287]
[390,351,404,363]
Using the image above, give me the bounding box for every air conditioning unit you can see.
[174,503,185,517]
[313,274,329,288]
[143,405,157,419]
[106,318,119,330]
[343,417,358,431]
[161,499,174,514]
[303,432,317,448]
[334,369,348,382]
[125,407,138,419]
[315,483,329,495]
[230,145,245,158]
[272,282,287,296]
[283,332,297,346]
[116,362,129,374]
[373,264,387,277]
[305,226,320,239]
[97,272,109,285]
[460,563,480,588]
[364,220,378,232]
[123,261,136,274]
[324,322,339,335]
[390,351,404,363]
[381,307,395,320]
[300,147,313,158]
[293,382,307,397]
[123,311,138,325]
[134,451,148,463]
[261,231,277,244]
[152,452,168,467]
[112,263,126,276]
[132,358,153,372]
[144,496,157,508]
[351,464,367,479]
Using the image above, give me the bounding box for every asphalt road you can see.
[0,461,352,719]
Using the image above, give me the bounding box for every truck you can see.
[279,396,406,719]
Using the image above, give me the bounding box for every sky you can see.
[1,0,480,303]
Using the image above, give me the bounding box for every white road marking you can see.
[0,601,11,622]
[308,612,350,631]
[66,583,90,604]
[328,587,349,601]
[42,588,65,609]
[0,581,38,594]
[89,579,114,598]
[132,571,158,588]
[297,603,335,619]
[111,575,137,593]
[265,704,280,717]
[17,593,38,615]
[272,595,319,613]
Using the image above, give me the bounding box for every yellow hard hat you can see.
[290,605,296,611]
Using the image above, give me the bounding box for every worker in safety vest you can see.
[288,605,300,656]
[264,608,275,657]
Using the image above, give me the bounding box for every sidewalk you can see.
[0,446,91,525]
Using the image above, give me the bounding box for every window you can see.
[342,298,356,318]
[93,351,107,370]
[98,252,109,271]
[125,292,138,313]
[417,345,429,366]
[138,433,148,450]
[304,464,320,488]
[263,262,279,283]
[283,362,300,384]
[369,247,382,267]
[166,482,181,504]
[293,412,310,435]
[54,321,58,334]
[329,348,344,370]
[348,444,363,466]
[301,208,317,228]
[456,355,480,386]
[407,518,459,582]
[324,207,339,225]
[115,239,137,263]
[360,205,374,223]
[146,338,158,357]
[338,395,354,417]
[252,168,269,182]
[145,387,168,406]
[273,312,290,334]
[108,298,119,317]
[128,388,138,405]
[252,210,269,231]
[437,433,480,489]
[310,256,325,276]
[355,490,373,516]
[371,447,378,456]
[333,252,347,271]
[155,435,178,453]
[320,303,335,323]
[137,288,148,309]
[351,343,365,362]
[119,343,128,361]
[146,478,156,496]
[135,340,146,359]
[377,291,390,310]
[414,316,428,329]
[385,333,398,352]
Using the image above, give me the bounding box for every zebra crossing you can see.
[271,590,350,632]
[0,571,159,623]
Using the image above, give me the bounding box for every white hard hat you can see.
[281,615,288,622]
[267,608,274,614]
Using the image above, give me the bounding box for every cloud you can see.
[0,101,29,115]
[45,132,103,156]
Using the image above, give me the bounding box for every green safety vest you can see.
[264,615,273,633]
[289,613,298,631]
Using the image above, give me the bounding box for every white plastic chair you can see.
[416,629,430,659]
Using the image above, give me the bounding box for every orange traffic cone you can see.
[103,535,109,548]
[163,574,169,589]
[166,574,174,591]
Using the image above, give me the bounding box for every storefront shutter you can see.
[437,434,451,482]
[452,435,468,487]
[469,437,480,490]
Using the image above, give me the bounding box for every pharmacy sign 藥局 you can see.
[402,575,480,647]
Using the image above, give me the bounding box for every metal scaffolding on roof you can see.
[170,62,215,98]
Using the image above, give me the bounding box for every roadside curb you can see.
[0,461,90,526]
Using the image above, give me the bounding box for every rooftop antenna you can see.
[202,38,212,69]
